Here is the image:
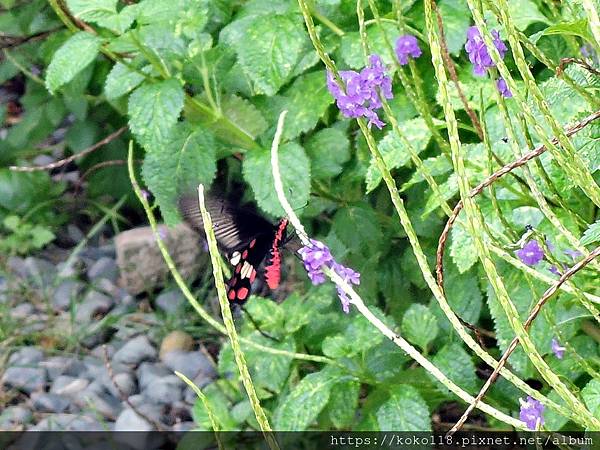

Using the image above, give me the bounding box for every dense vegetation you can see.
[1,0,600,435]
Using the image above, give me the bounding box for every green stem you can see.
[430,0,600,429]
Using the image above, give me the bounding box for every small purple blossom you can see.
[496,78,512,98]
[551,338,566,359]
[581,44,599,64]
[465,26,508,76]
[516,240,544,266]
[395,34,422,65]
[549,265,561,276]
[564,248,583,261]
[519,396,544,430]
[141,189,150,200]
[326,54,393,129]
[299,240,360,313]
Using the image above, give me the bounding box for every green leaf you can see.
[30,226,55,248]
[326,380,359,429]
[104,63,145,100]
[401,154,452,191]
[220,94,267,139]
[438,0,470,54]
[0,169,64,214]
[582,379,600,418]
[542,19,593,42]
[66,0,136,33]
[219,333,294,393]
[243,142,310,217]
[45,32,101,93]
[401,304,438,351]
[305,128,351,178]
[376,385,430,431]
[365,118,432,192]
[141,123,216,225]
[340,22,398,69]
[581,220,600,246]
[273,367,347,430]
[431,342,479,395]
[232,13,307,95]
[280,70,333,140]
[191,382,237,430]
[128,79,184,149]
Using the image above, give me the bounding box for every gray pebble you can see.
[155,289,186,314]
[114,408,153,431]
[142,375,183,404]
[137,362,172,391]
[105,371,137,398]
[67,224,85,243]
[11,303,35,319]
[0,406,33,428]
[52,280,84,311]
[23,257,57,287]
[75,290,114,323]
[0,276,7,304]
[1,367,46,393]
[31,392,71,413]
[31,413,104,431]
[75,388,122,420]
[50,376,89,396]
[8,347,44,366]
[88,257,118,282]
[40,356,86,381]
[162,350,216,380]
[113,335,157,366]
[7,256,28,277]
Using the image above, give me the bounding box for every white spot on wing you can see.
[240,261,253,279]
[230,251,241,265]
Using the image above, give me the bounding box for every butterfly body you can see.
[178,193,289,305]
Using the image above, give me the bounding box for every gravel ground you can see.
[0,226,217,431]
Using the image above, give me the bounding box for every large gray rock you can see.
[112,335,157,366]
[75,290,114,322]
[23,257,57,287]
[1,367,46,393]
[105,371,137,398]
[115,223,204,294]
[114,408,153,431]
[40,356,86,381]
[75,388,122,420]
[52,280,85,311]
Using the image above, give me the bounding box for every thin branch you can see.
[557,57,600,77]
[450,245,600,434]
[431,1,484,140]
[436,109,600,291]
[9,127,127,172]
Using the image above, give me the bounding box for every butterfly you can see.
[178,191,290,305]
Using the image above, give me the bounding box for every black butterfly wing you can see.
[178,193,273,252]
[226,233,274,304]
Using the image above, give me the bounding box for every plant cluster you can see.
[2,0,600,434]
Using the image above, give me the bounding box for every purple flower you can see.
[519,396,545,430]
[141,189,150,200]
[549,265,561,276]
[465,26,508,76]
[395,34,422,65]
[564,248,583,261]
[551,338,566,359]
[516,240,544,266]
[298,240,360,313]
[326,54,393,129]
[581,44,599,64]
[496,78,512,98]
[157,226,168,241]
[332,263,361,313]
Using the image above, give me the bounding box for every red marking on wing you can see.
[249,269,257,283]
[265,219,288,290]
[237,287,249,300]
[249,239,256,248]
[228,289,236,300]
[242,249,248,259]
